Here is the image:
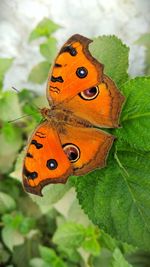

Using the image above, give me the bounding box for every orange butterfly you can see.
[23,34,125,196]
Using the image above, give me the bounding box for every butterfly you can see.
[23,34,125,196]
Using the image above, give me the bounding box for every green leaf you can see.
[0,58,13,89]
[22,104,42,122]
[99,230,135,255]
[19,217,36,235]
[2,227,24,251]
[30,258,49,267]
[116,77,150,150]
[28,61,50,84]
[57,246,81,264]
[0,121,22,150]
[135,33,150,47]
[29,18,60,42]
[2,213,23,229]
[2,213,36,235]
[0,124,22,174]
[0,242,10,264]
[39,245,67,267]
[13,234,39,267]
[0,91,22,121]
[81,226,100,255]
[110,248,133,267]
[90,35,129,86]
[75,148,150,250]
[40,37,57,62]
[2,123,21,143]
[82,236,100,256]
[67,198,90,225]
[53,222,86,248]
[31,181,71,213]
[91,248,112,267]
[0,192,16,214]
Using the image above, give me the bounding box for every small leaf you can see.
[39,245,67,267]
[2,213,23,229]
[31,181,71,213]
[0,58,13,89]
[0,91,22,122]
[22,104,42,122]
[0,242,11,263]
[29,18,60,42]
[75,148,150,250]
[19,217,36,235]
[90,35,129,86]
[0,124,22,173]
[53,222,86,248]
[110,248,133,267]
[28,61,50,84]
[57,246,81,264]
[0,192,16,214]
[116,77,150,150]
[135,33,150,47]
[2,227,24,251]
[30,258,49,267]
[18,88,37,102]
[82,237,100,256]
[13,234,39,267]
[40,37,57,62]
[0,123,22,150]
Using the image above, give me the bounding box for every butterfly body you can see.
[40,106,92,129]
[23,34,125,196]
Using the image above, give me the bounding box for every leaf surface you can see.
[90,35,129,86]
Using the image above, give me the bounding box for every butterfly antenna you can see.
[12,86,20,93]
[8,114,32,123]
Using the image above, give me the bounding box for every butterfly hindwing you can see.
[23,122,72,196]
[23,121,114,195]
[58,124,114,175]
[63,75,125,128]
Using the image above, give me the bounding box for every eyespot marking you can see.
[76,67,88,78]
[46,159,58,170]
[63,143,80,162]
[79,86,99,100]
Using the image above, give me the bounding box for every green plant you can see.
[0,18,150,267]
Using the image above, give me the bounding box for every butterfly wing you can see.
[47,34,125,128]
[46,34,103,104]
[63,75,125,128]
[23,121,114,196]
[23,122,72,196]
[58,124,114,176]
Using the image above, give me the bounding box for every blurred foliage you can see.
[135,33,150,75]
[28,18,59,84]
[0,17,150,267]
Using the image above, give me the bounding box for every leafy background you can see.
[0,18,150,267]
